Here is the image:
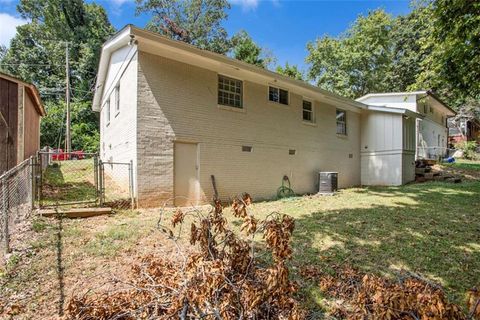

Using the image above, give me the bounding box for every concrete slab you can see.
[37,207,112,218]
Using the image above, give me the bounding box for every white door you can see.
[174,142,199,206]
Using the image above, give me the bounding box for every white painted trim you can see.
[301,97,315,124]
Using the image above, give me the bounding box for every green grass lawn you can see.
[2,160,480,318]
[42,159,97,206]
[248,181,480,307]
[444,158,480,171]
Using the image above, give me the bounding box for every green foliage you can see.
[136,0,231,54]
[388,5,432,92]
[0,0,114,151]
[276,62,304,81]
[230,30,274,68]
[455,141,478,160]
[306,9,394,98]
[415,0,480,106]
[306,2,478,107]
[40,101,99,152]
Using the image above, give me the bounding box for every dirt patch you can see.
[435,164,480,181]
[0,210,178,319]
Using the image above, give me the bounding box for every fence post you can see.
[98,160,104,207]
[2,178,10,254]
[30,156,35,209]
[38,151,43,208]
[129,160,134,210]
[94,155,99,206]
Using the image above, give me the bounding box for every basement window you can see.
[218,75,243,108]
[242,146,253,152]
[269,86,289,105]
[336,109,347,135]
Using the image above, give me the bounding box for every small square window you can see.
[242,146,253,152]
[289,149,296,155]
[218,75,243,108]
[269,86,288,105]
[302,100,314,122]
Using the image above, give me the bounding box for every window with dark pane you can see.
[336,109,347,135]
[279,89,288,105]
[269,86,288,105]
[218,75,243,108]
[269,86,279,102]
[303,100,313,122]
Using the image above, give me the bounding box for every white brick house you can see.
[93,25,422,207]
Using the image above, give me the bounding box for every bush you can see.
[455,141,479,160]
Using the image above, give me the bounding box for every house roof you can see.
[93,25,368,112]
[356,90,456,116]
[0,72,46,116]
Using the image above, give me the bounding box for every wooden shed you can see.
[0,72,45,173]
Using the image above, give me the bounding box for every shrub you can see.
[455,141,478,160]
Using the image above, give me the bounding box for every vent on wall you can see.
[289,149,296,155]
[242,146,253,152]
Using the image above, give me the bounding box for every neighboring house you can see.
[0,72,45,174]
[448,117,480,146]
[357,91,456,160]
[93,25,420,207]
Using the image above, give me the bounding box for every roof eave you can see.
[92,25,133,112]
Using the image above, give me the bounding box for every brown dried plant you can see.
[66,195,305,319]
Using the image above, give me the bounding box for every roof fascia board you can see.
[366,105,423,118]
[357,91,428,101]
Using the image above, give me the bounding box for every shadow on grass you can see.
[42,163,97,205]
[290,182,480,306]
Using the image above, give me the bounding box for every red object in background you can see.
[51,149,85,161]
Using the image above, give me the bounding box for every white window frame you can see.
[268,85,289,105]
[218,74,243,109]
[336,109,347,135]
[114,84,120,116]
[302,99,315,123]
[105,99,111,126]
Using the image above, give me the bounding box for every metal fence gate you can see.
[99,160,135,209]
[36,152,99,208]
[35,152,134,210]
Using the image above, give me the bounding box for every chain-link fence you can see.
[0,158,34,254]
[99,161,134,209]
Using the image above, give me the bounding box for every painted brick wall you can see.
[100,49,138,195]
[136,51,361,206]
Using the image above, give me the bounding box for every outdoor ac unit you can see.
[318,172,338,194]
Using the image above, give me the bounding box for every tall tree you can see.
[387,4,432,92]
[415,0,480,107]
[306,9,394,99]
[230,30,275,68]
[0,0,114,151]
[136,0,231,54]
[276,62,304,81]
